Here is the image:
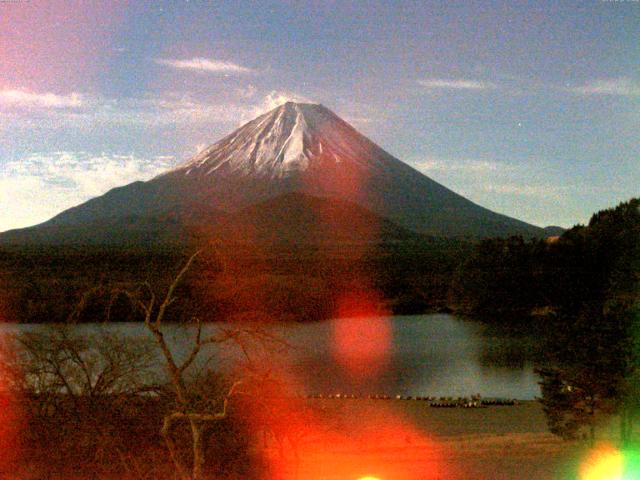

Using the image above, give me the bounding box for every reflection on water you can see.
[1,314,542,400]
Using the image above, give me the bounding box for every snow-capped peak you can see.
[171,102,385,179]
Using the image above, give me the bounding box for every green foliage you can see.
[449,236,545,321]
[451,198,639,323]
[533,198,640,442]
[536,367,586,440]
[448,197,640,442]
[536,305,635,442]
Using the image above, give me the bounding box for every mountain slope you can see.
[0,102,545,245]
[219,192,419,245]
[155,102,542,237]
[0,209,227,246]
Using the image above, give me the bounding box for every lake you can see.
[1,314,541,400]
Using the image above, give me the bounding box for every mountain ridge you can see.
[0,102,546,244]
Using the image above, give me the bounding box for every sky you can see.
[0,0,638,232]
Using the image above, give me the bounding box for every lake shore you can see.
[268,399,582,480]
[1,315,543,400]
[6,395,598,479]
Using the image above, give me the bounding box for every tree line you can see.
[453,198,640,444]
[0,239,470,324]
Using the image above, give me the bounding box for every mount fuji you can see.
[0,102,544,245]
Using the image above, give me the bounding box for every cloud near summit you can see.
[240,90,314,122]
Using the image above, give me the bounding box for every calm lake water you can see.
[1,314,541,399]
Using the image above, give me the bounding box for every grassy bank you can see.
[259,399,580,480]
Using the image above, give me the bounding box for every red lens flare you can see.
[0,328,22,472]
[332,291,392,379]
[204,110,419,478]
[238,393,451,480]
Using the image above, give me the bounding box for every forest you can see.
[0,238,471,325]
[452,198,640,444]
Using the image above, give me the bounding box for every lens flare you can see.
[0,323,22,471]
[579,443,640,480]
[332,291,392,379]
[248,397,449,480]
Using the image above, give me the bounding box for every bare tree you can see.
[5,249,294,480]
[123,250,287,480]
[0,324,161,478]
[9,325,157,413]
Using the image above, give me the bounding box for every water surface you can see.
[2,314,541,399]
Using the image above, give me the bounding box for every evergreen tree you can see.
[537,198,640,444]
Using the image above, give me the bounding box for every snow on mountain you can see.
[169,102,385,179]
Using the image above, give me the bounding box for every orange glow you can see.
[236,391,451,480]
[332,291,392,379]
[577,442,640,480]
[0,392,21,470]
[0,335,22,472]
[0,288,22,471]
[580,443,624,480]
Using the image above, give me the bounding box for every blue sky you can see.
[0,0,638,231]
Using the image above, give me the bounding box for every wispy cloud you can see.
[412,156,567,202]
[0,89,83,108]
[236,84,257,99]
[569,77,640,97]
[418,78,496,91]
[133,96,249,125]
[0,152,175,231]
[260,90,312,111]
[10,95,251,128]
[0,87,313,133]
[410,154,584,226]
[343,115,374,126]
[482,183,566,199]
[414,157,504,173]
[155,57,253,74]
[417,75,640,100]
